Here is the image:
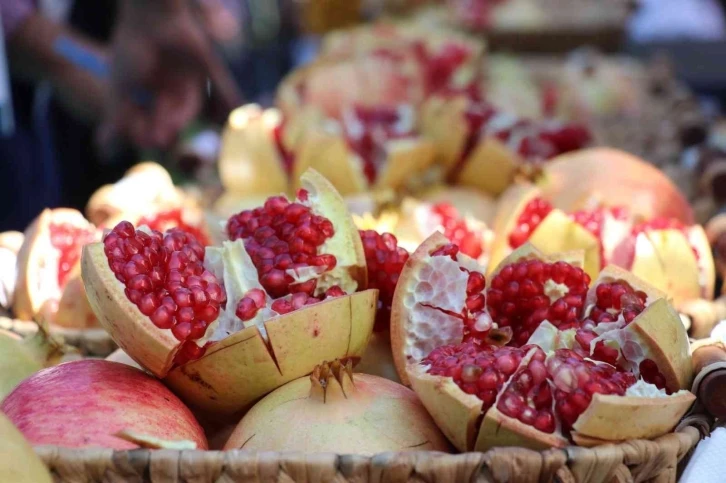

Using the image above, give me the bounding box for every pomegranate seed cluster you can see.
[226,191,336,299]
[235,286,346,321]
[50,223,96,287]
[487,259,590,346]
[430,203,484,259]
[359,230,410,331]
[508,197,553,249]
[548,350,635,432]
[424,342,526,411]
[103,221,225,361]
[138,208,210,247]
[420,241,671,439]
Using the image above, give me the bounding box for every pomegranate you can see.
[538,148,694,224]
[395,199,493,264]
[90,162,211,246]
[390,233,694,451]
[293,104,437,196]
[418,186,498,226]
[420,94,592,196]
[280,24,484,119]
[1,360,207,449]
[82,169,377,416]
[223,359,450,454]
[14,208,99,328]
[0,412,52,483]
[489,183,714,306]
[0,231,24,310]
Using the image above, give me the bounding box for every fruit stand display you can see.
[2,11,726,483]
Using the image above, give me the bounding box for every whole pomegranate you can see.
[420,94,592,196]
[82,169,377,416]
[1,360,207,449]
[490,182,714,306]
[224,360,450,454]
[14,208,99,328]
[391,233,695,451]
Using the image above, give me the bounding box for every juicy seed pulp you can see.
[359,230,410,331]
[226,191,337,298]
[50,222,97,287]
[508,198,553,249]
[104,221,225,363]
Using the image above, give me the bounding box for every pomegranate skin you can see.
[1,360,207,450]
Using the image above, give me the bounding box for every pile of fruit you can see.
[0,18,717,483]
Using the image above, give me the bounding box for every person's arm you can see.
[5,13,107,122]
[100,0,241,148]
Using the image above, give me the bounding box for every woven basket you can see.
[34,417,708,483]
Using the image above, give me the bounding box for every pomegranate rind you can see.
[587,266,693,391]
[455,138,521,197]
[293,129,367,196]
[54,264,98,329]
[687,225,715,300]
[86,162,181,226]
[407,363,482,452]
[571,392,695,442]
[420,95,469,172]
[355,330,401,383]
[0,231,24,253]
[15,208,95,322]
[218,104,289,196]
[537,148,694,224]
[375,138,437,192]
[390,232,466,386]
[629,230,700,307]
[300,169,369,291]
[224,368,450,454]
[164,289,377,415]
[487,183,542,274]
[528,210,600,280]
[81,243,179,377]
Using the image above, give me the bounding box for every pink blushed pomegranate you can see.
[82,169,377,416]
[1,360,207,450]
[14,208,99,328]
[392,233,695,451]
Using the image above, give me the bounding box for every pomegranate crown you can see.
[310,359,356,402]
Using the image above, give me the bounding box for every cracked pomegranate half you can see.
[224,359,450,454]
[490,183,714,306]
[15,209,99,328]
[420,94,592,196]
[390,233,694,451]
[82,169,377,416]
[292,104,436,196]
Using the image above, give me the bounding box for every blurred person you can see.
[629,0,726,42]
[0,0,240,231]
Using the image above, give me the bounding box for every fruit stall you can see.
[3,1,726,482]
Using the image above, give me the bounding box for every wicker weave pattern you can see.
[34,426,700,483]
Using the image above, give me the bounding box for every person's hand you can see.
[101,0,240,149]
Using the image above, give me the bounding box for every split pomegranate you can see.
[14,208,99,328]
[1,360,208,449]
[138,208,211,247]
[490,182,714,305]
[223,360,450,454]
[82,169,377,416]
[420,94,592,196]
[391,233,695,451]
